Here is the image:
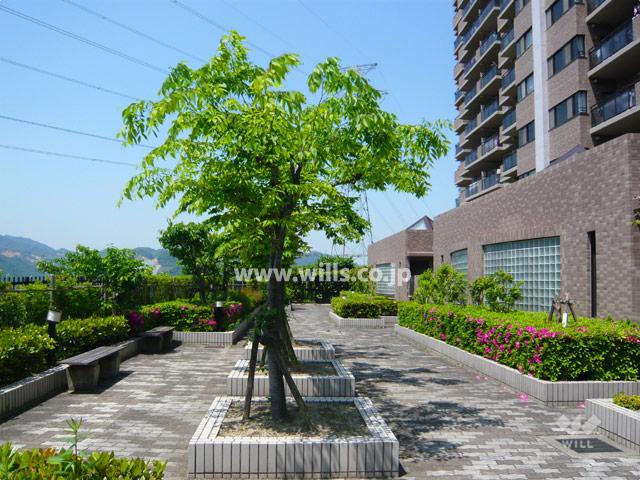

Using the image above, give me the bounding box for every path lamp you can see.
[215,300,224,330]
[46,309,61,366]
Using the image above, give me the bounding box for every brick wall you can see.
[433,133,640,322]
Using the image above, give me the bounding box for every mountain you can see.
[0,235,181,277]
[294,251,326,266]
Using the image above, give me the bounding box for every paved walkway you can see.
[0,303,638,479]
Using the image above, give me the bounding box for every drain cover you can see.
[557,437,622,454]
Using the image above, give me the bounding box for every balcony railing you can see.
[501,68,515,90]
[464,149,478,166]
[502,151,517,170]
[481,98,499,121]
[455,89,466,102]
[481,133,500,155]
[465,181,479,197]
[586,0,605,13]
[454,35,464,49]
[463,0,476,16]
[502,107,516,129]
[464,117,478,134]
[455,143,463,155]
[480,31,499,56]
[591,85,637,126]
[461,0,498,45]
[480,65,498,88]
[463,57,477,75]
[589,20,634,68]
[500,0,513,10]
[464,84,477,105]
[501,28,514,50]
[482,172,501,190]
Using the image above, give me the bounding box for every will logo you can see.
[555,414,600,435]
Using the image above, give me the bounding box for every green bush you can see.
[331,291,398,318]
[470,270,522,312]
[0,325,55,386]
[56,316,130,359]
[613,392,640,411]
[137,300,244,332]
[399,302,640,381]
[413,264,467,305]
[0,442,165,479]
[0,293,27,327]
[52,278,104,320]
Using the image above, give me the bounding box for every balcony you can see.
[463,149,478,167]
[462,66,501,116]
[481,133,501,156]
[499,0,515,20]
[501,28,514,51]
[480,64,498,89]
[500,67,515,90]
[482,172,501,190]
[465,181,479,198]
[501,150,517,174]
[463,84,477,106]
[501,107,516,135]
[464,117,478,136]
[481,98,499,121]
[590,83,640,137]
[586,0,637,27]
[589,17,640,80]
[479,31,500,57]
[463,171,502,201]
[459,0,500,51]
[455,88,466,106]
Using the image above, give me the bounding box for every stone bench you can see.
[59,345,124,392]
[140,326,175,353]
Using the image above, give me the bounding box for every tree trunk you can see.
[196,272,207,305]
[243,337,260,420]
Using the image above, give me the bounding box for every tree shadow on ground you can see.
[350,362,466,389]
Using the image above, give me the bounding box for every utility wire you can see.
[0,57,141,101]
[0,144,136,167]
[0,114,154,149]
[59,0,206,63]
[0,4,167,74]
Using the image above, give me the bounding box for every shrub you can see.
[613,392,640,411]
[56,316,130,359]
[470,270,523,312]
[0,293,27,327]
[413,265,467,305]
[0,325,55,386]
[133,274,197,305]
[331,291,398,318]
[399,302,640,381]
[136,300,244,332]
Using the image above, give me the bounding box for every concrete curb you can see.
[586,398,640,452]
[330,311,386,329]
[174,331,234,346]
[244,339,335,361]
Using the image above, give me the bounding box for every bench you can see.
[59,345,124,392]
[140,326,175,353]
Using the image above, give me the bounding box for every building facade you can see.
[435,0,640,320]
[367,217,434,300]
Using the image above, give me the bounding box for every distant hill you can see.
[294,251,326,266]
[0,235,182,277]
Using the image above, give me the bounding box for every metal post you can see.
[47,274,57,366]
[215,300,224,331]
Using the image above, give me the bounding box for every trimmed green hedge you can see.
[56,316,130,359]
[399,302,640,381]
[135,300,244,332]
[331,291,398,318]
[613,392,640,411]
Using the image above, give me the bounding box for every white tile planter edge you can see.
[174,331,234,346]
[586,398,640,451]
[329,311,386,329]
[244,339,335,361]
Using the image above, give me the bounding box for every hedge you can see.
[399,302,640,381]
[613,392,640,411]
[331,291,398,318]
[56,316,130,359]
[133,300,244,333]
[0,442,165,479]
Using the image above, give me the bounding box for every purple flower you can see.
[440,333,447,341]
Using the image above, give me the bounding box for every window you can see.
[546,0,583,27]
[517,121,535,147]
[515,29,532,58]
[450,249,468,277]
[548,36,585,76]
[516,74,534,101]
[549,91,587,128]
[484,237,561,312]
[375,263,395,296]
[515,0,530,15]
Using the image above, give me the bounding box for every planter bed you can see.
[188,396,398,478]
[586,399,640,452]
[244,339,335,361]
[330,311,385,329]
[174,331,234,346]
[395,325,640,403]
[227,359,355,397]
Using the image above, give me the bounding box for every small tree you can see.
[470,269,523,312]
[119,32,450,421]
[159,222,230,304]
[413,264,467,305]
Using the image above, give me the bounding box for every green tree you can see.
[413,264,467,305]
[119,32,449,421]
[159,222,230,304]
[470,269,523,312]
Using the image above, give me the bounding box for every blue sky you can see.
[0,0,457,255]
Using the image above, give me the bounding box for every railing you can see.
[480,31,499,56]
[455,197,461,207]
[454,35,464,49]
[586,0,606,13]
[478,0,499,25]
[589,20,634,68]
[463,0,476,16]
[501,68,515,89]
[501,28,514,50]
[502,107,516,129]
[464,84,477,104]
[502,151,517,171]
[455,89,466,102]
[455,143,463,155]
[500,0,514,10]
[481,98,499,121]
[464,149,478,166]
[464,117,478,134]
[480,65,498,88]
[463,56,477,75]
[591,85,637,126]
[482,172,501,190]
[465,181,479,197]
[481,133,500,155]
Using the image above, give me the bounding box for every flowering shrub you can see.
[399,302,640,381]
[136,301,243,332]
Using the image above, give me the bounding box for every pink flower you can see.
[515,341,521,349]
[440,333,447,341]
[518,393,529,402]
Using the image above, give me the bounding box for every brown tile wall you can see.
[433,133,640,322]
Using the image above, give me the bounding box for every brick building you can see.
[434,0,640,320]
[367,217,434,300]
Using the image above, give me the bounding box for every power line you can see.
[0,4,166,74]
[0,144,137,167]
[0,114,155,149]
[0,57,140,101]
[59,0,206,63]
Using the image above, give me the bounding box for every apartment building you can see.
[434,0,640,320]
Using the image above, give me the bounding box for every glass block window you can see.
[484,237,560,311]
[375,263,395,296]
[450,249,468,277]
